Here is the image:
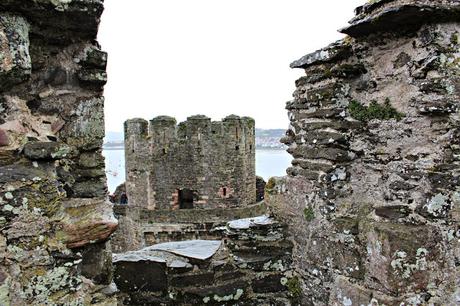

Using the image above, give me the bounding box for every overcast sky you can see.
[98,0,364,132]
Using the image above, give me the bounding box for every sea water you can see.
[103,149,292,193]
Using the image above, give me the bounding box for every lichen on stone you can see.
[23,266,82,304]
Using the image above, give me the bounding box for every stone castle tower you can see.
[124,115,256,210]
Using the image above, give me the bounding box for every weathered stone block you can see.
[375,205,411,220]
[43,66,68,86]
[303,237,364,280]
[419,78,452,94]
[300,130,347,145]
[416,99,458,115]
[328,276,399,305]
[61,97,105,150]
[0,129,9,147]
[0,150,19,166]
[359,221,443,294]
[79,46,108,69]
[252,273,287,293]
[330,63,367,78]
[170,272,215,288]
[0,0,104,40]
[290,40,352,69]
[293,108,344,119]
[298,120,363,132]
[71,177,107,198]
[0,14,31,91]
[291,146,355,162]
[341,2,460,38]
[292,159,335,173]
[79,242,113,285]
[78,151,105,168]
[182,280,248,302]
[73,168,106,181]
[114,259,167,292]
[0,165,64,217]
[54,198,118,249]
[77,68,107,87]
[23,141,70,160]
[287,167,322,181]
[306,83,346,106]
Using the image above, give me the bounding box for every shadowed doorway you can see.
[178,189,194,209]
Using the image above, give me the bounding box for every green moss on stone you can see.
[28,180,64,216]
[303,207,315,222]
[265,177,276,194]
[450,33,459,45]
[286,276,302,298]
[265,177,276,192]
[348,98,404,122]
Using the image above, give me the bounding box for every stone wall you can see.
[111,201,268,253]
[113,217,297,305]
[274,0,460,305]
[0,1,117,304]
[124,115,256,210]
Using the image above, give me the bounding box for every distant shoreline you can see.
[103,145,286,151]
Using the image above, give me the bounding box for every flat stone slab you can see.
[150,240,222,260]
[340,2,460,38]
[113,248,192,268]
[290,40,351,69]
[56,199,118,249]
[227,215,274,230]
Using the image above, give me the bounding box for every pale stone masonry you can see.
[124,115,256,210]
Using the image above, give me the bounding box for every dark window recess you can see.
[178,189,194,209]
[223,187,227,197]
[235,145,239,150]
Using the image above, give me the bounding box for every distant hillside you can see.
[255,129,286,149]
[255,129,285,138]
[104,128,286,150]
[104,131,123,143]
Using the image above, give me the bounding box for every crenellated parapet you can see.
[124,115,256,210]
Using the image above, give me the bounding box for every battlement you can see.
[125,115,255,143]
[124,115,256,211]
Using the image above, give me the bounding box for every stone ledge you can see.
[341,2,460,37]
[290,40,352,69]
[0,0,104,40]
[55,198,118,249]
[115,201,268,224]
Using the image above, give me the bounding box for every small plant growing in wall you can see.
[265,177,277,194]
[286,276,302,298]
[303,207,315,221]
[348,98,404,122]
